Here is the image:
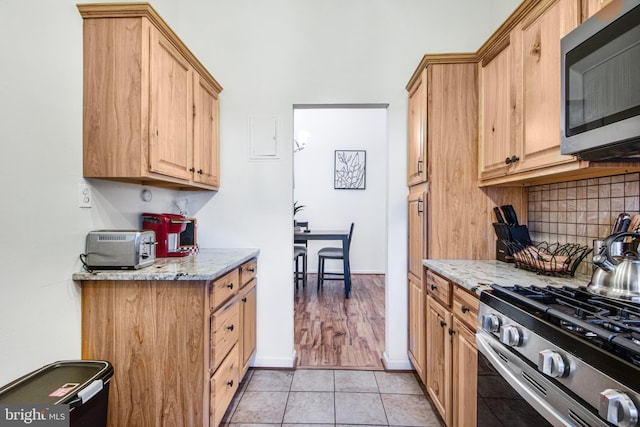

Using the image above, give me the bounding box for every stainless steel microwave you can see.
[560,0,640,161]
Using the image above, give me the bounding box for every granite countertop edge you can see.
[422,259,591,296]
[73,248,260,282]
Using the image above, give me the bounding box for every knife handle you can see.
[493,207,505,224]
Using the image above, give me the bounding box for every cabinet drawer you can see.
[210,269,240,311]
[426,270,451,307]
[210,344,240,427]
[453,286,479,330]
[240,259,257,287]
[211,299,240,371]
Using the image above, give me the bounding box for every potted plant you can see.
[294,201,306,229]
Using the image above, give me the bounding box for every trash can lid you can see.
[0,360,113,405]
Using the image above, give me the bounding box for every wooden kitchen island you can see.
[73,248,259,427]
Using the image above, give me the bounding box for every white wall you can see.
[0,0,520,383]
[293,107,387,274]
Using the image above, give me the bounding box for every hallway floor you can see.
[294,274,385,370]
[222,369,444,426]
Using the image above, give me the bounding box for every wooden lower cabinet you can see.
[81,258,257,427]
[239,279,257,376]
[452,317,478,427]
[424,270,479,427]
[408,274,426,383]
[426,295,452,425]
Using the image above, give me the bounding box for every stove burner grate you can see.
[491,285,640,363]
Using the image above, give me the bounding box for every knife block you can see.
[493,223,532,263]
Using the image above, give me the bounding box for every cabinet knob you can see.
[227,283,234,289]
[430,284,437,291]
[504,155,520,165]
[189,167,195,172]
[242,297,247,303]
[197,169,203,174]
[248,267,256,272]
[226,324,234,331]
[461,305,470,314]
[440,320,447,328]
[448,328,456,336]
[227,380,234,387]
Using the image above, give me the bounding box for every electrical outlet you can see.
[78,183,92,208]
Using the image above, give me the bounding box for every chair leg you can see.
[317,256,323,291]
[302,253,307,288]
[294,254,299,290]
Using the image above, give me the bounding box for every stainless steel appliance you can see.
[477,285,640,426]
[560,0,640,161]
[85,230,156,269]
[591,231,640,302]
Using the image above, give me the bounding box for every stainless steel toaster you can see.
[85,230,156,269]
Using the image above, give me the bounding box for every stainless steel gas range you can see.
[477,285,640,427]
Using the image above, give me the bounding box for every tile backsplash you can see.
[528,173,640,275]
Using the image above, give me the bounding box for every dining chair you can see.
[294,221,309,289]
[317,222,354,292]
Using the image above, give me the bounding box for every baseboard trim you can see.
[251,350,296,369]
[382,352,413,370]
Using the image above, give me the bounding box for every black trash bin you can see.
[0,360,113,427]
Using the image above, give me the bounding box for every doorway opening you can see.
[292,104,388,369]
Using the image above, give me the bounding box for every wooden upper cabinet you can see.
[149,27,193,181]
[512,0,580,174]
[78,3,223,191]
[193,73,220,187]
[480,0,581,180]
[407,69,427,186]
[477,0,640,186]
[582,0,614,19]
[479,37,514,180]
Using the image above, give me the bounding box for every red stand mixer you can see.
[141,213,191,257]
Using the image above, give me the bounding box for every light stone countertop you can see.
[422,259,591,295]
[73,248,260,281]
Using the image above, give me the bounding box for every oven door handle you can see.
[476,330,604,427]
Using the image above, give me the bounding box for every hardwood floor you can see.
[294,274,385,370]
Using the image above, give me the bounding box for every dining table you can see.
[294,228,352,298]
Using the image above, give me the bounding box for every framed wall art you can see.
[334,150,366,190]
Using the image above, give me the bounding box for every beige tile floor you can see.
[221,369,444,426]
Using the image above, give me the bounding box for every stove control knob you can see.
[482,314,501,332]
[599,389,638,427]
[538,350,568,378]
[499,325,523,347]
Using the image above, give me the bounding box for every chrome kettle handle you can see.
[602,232,640,266]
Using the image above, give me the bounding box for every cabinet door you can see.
[479,38,514,180]
[149,28,193,180]
[426,296,452,425]
[407,69,427,185]
[582,0,614,20]
[408,274,425,383]
[193,72,220,187]
[240,279,257,376]
[452,317,477,427]
[408,187,426,280]
[513,0,580,173]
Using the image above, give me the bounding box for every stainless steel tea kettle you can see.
[589,232,640,302]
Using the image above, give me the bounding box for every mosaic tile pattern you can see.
[528,173,640,275]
